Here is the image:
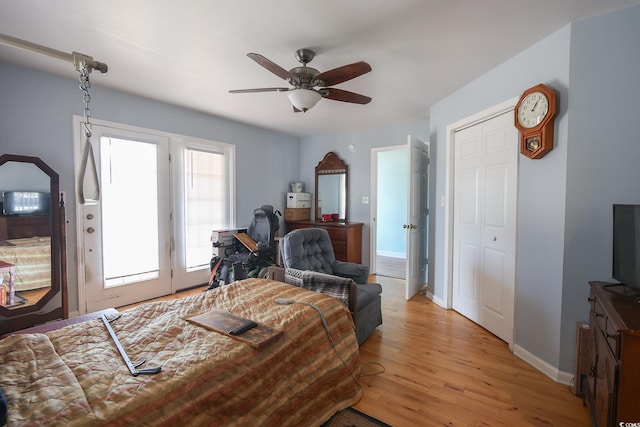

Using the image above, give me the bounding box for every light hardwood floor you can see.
[375,255,406,280]
[120,276,590,426]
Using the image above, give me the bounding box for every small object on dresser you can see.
[287,192,311,208]
[284,207,310,221]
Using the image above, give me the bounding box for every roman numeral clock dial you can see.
[514,84,556,159]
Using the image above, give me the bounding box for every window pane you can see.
[185,149,225,269]
[100,137,160,287]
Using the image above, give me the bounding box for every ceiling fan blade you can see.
[323,88,372,104]
[314,61,372,86]
[247,53,292,81]
[229,87,290,94]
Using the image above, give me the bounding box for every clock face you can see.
[517,91,549,129]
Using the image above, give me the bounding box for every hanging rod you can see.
[0,32,108,73]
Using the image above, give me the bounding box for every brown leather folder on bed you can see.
[186,309,282,348]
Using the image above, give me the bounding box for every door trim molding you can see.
[72,116,236,314]
[369,144,408,273]
[442,97,519,311]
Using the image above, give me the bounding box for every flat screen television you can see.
[1,191,50,216]
[612,204,640,291]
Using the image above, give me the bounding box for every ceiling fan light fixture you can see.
[287,88,321,112]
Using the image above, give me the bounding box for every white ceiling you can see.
[1,0,640,137]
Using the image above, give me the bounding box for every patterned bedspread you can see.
[0,278,362,426]
[0,237,50,291]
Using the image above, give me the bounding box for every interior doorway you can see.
[371,136,429,301]
[374,146,408,279]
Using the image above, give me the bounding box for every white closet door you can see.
[452,111,517,344]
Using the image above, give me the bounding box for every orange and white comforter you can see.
[0,278,362,426]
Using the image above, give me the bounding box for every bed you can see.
[0,278,362,426]
[0,236,51,291]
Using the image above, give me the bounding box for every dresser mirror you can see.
[315,152,348,222]
[0,154,67,335]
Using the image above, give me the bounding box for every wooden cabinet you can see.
[585,281,640,427]
[285,220,363,264]
[0,216,50,240]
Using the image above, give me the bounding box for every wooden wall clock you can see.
[514,83,556,159]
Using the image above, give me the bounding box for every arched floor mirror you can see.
[0,154,67,336]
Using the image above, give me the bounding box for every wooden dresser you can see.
[0,215,50,240]
[284,220,363,264]
[585,281,640,427]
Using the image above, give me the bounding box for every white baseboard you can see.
[424,289,446,308]
[513,344,574,385]
[422,293,574,386]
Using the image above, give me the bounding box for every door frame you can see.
[370,138,428,300]
[369,144,408,275]
[442,97,519,310]
[73,116,236,314]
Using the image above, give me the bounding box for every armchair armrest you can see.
[331,261,369,284]
[284,268,354,308]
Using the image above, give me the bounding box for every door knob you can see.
[87,227,95,233]
[410,224,417,229]
[402,224,408,229]
[492,236,497,241]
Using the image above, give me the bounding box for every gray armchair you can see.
[280,228,382,345]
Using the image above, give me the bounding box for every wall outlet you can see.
[362,196,369,205]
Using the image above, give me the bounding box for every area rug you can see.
[322,407,392,427]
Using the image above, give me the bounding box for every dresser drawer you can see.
[592,299,607,336]
[0,216,50,239]
[325,227,347,243]
[605,317,620,358]
[591,296,621,358]
[284,220,362,264]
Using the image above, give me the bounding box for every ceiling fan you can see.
[229,48,372,112]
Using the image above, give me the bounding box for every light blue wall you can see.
[299,121,429,265]
[429,26,572,368]
[377,149,408,256]
[429,3,640,374]
[561,5,640,372]
[0,61,300,314]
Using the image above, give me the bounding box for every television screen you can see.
[612,204,640,290]
[1,191,50,216]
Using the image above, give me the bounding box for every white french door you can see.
[74,118,235,313]
[80,124,172,312]
[451,110,517,344]
[170,141,233,289]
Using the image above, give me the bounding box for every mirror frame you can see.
[0,154,67,333]
[315,151,348,222]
